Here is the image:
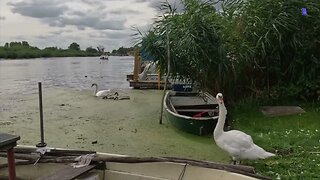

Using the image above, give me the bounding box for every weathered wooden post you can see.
[133,51,140,82]
[36,82,47,147]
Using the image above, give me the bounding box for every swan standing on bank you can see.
[214,93,275,164]
[91,83,112,97]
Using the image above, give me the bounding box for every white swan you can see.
[214,93,275,163]
[91,83,113,97]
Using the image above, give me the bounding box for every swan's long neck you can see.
[93,85,98,96]
[214,103,226,139]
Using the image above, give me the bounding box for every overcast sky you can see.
[0,0,185,51]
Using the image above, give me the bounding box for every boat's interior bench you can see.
[36,164,98,180]
[174,104,218,110]
[174,104,218,117]
[176,109,218,112]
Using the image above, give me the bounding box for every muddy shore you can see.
[0,87,229,162]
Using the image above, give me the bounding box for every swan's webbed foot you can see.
[113,92,119,100]
[231,157,241,165]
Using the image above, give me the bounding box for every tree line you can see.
[0,41,134,59]
[139,0,320,103]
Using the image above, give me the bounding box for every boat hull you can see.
[164,91,219,136]
[0,145,265,180]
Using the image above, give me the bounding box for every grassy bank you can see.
[230,102,320,179]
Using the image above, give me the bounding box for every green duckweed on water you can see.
[0,88,229,162]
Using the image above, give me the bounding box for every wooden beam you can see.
[36,165,96,180]
[133,51,140,81]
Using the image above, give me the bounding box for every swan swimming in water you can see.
[214,93,275,164]
[91,83,113,97]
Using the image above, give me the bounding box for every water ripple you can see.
[0,57,133,95]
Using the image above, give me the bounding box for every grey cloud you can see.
[50,29,73,35]
[8,0,68,18]
[79,0,107,11]
[54,17,126,30]
[80,0,106,5]
[134,0,147,2]
[69,11,87,17]
[146,0,219,13]
[109,9,142,15]
[13,35,28,40]
[105,31,132,39]
[0,16,5,20]
[36,35,53,39]
[8,0,126,31]
[89,30,131,40]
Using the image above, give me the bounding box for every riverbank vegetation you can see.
[0,41,136,59]
[139,0,319,104]
[111,46,136,56]
[230,101,320,179]
[138,0,320,178]
[0,41,101,59]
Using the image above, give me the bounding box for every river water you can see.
[0,56,133,95]
[0,56,228,162]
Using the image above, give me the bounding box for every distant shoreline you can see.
[0,41,135,59]
[0,51,132,60]
[0,55,133,60]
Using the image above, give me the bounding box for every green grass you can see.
[230,102,320,179]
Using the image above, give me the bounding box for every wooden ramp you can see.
[129,80,171,89]
[260,106,305,117]
[36,165,96,180]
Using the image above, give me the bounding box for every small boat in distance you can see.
[100,54,109,60]
[164,91,219,136]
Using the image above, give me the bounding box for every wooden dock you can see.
[129,80,171,89]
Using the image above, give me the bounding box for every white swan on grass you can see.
[91,83,116,97]
[214,93,275,164]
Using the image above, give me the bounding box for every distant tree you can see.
[22,41,30,47]
[68,42,80,51]
[86,46,98,53]
[117,47,127,55]
[4,43,9,48]
[44,47,58,51]
[10,42,22,47]
[111,46,136,56]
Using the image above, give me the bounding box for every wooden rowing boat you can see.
[164,91,219,136]
[0,145,271,180]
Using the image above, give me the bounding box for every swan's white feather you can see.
[215,130,274,160]
[95,89,111,97]
[214,93,275,161]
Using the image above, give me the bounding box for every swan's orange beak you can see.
[218,98,223,104]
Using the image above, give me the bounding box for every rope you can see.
[178,163,187,180]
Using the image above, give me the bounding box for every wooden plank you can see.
[175,104,217,110]
[129,80,171,89]
[260,106,305,117]
[36,165,96,180]
[177,109,218,112]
